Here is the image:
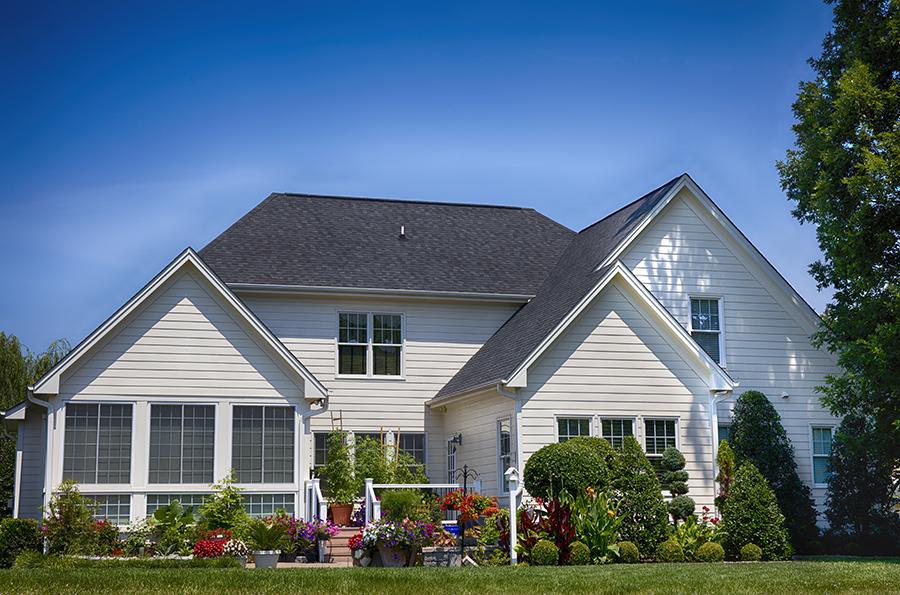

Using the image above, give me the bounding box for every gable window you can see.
[690,298,724,365]
[497,418,512,491]
[232,406,295,483]
[811,427,833,486]
[63,403,132,484]
[601,418,634,448]
[149,404,215,484]
[337,312,403,377]
[557,418,591,442]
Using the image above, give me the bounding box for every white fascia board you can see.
[503,262,735,393]
[32,248,328,399]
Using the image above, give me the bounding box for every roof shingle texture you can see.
[435,176,681,398]
[200,194,575,296]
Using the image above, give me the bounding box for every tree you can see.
[610,436,670,556]
[777,0,899,475]
[720,463,792,561]
[730,390,819,552]
[825,413,900,554]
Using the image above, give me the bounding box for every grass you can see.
[1,560,899,594]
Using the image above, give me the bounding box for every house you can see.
[2,173,840,526]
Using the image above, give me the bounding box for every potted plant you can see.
[322,430,357,526]
[248,518,287,569]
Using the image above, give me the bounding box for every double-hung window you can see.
[557,417,591,442]
[232,406,295,483]
[690,297,724,365]
[497,418,512,490]
[63,403,132,484]
[811,427,833,486]
[337,312,403,377]
[149,404,215,484]
[601,418,634,448]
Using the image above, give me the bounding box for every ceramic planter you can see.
[253,550,280,569]
[330,503,353,526]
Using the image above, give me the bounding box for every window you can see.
[690,298,723,364]
[88,495,131,525]
[337,312,403,377]
[398,433,426,470]
[146,493,207,515]
[497,418,512,491]
[63,403,132,484]
[243,493,295,517]
[149,405,215,484]
[232,406,295,483]
[557,418,591,442]
[601,418,634,448]
[644,419,677,457]
[718,423,732,444]
[812,427,833,486]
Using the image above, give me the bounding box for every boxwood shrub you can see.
[523,437,614,499]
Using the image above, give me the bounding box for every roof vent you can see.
[399,225,407,240]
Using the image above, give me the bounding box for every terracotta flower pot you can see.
[330,503,353,527]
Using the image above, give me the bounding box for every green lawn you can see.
[1,560,899,594]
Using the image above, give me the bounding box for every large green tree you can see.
[776,0,899,468]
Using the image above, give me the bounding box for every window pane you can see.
[338,345,367,375]
[150,405,183,484]
[232,406,263,483]
[97,404,132,484]
[692,331,721,364]
[338,313,367,344]
[182,405,215,483]
[373,346,401,376]
[601,418,634,448]
[557,418,590,442]
[373,314,402,345]
[263,407,294,483]
[64,404,99,483]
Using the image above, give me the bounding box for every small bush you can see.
[568,541,590,566]
[696,541,724,562]
[656,539,684,563]
[531,539,560,566]
[0,518,42,568]
[617,541,640,563]
[720,463,792,560]
[740,543,763,562]
[523,437,614,500]
[380,489,422,521]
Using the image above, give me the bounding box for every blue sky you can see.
[1,1,835,352]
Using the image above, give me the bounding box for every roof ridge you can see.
[577,174,684,234]
[273,192,531,211]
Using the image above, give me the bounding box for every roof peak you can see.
[272,192,531,211]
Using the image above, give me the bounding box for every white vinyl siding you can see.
[63,403,132,484]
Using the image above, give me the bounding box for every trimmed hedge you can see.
[656,539,684,563]
[531,540,560,566]
[568,541,591,566]
[13,552,242,569]
[720,463,792,561]
[617,541,640,564]
[0,518,42,568]
[696,542,724,563]
[523,437,615,499]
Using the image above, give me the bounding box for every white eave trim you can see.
[32,248,329,400]
[231,283,534,303]
[503,261,735,393]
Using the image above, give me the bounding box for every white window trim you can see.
[640,416,681,457]
[145,401,218,487]
[809,425,834,488]
[598,416,638,447]
[60,400,135,487]
[496,416,513,494]
[553,414,593,442]
[334,311,406,379]
[687,295,727,368]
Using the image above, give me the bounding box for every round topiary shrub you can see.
[617,541,640,564]
[531,539,560,566]
[523,437,614,499]
[697,542,725,562]
[568,541,591,566]
[656,539,684,563]
[740,543,763,562]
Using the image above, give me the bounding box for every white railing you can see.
[362,479,482,525]
[304,478,327,521]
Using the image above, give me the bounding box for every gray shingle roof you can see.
[200,194,575,296]
[435,175,683,399]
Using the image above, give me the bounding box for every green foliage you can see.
[616,541,640,564]
[825,413,900,555]
[696,542,725,563]
[671,516,723,562]
[523,437,614,500]
[0,518,41,568]
[42,481,98,555]
[152,500,200,556]
[740,543,763,562]
[714,440,736,509]
[247,518,288,551]
[13,552,239,569]
[720,463,792,561]
[777,0,899,478]
[655,539,684,563]
[380,489,423,521]
[530,539,560,566]
[198,474,249,533]
[560,488,621,564]
[730,391,818,551]
[610,436,670,556]
[568,541,591,566]
[323,430,356,504]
